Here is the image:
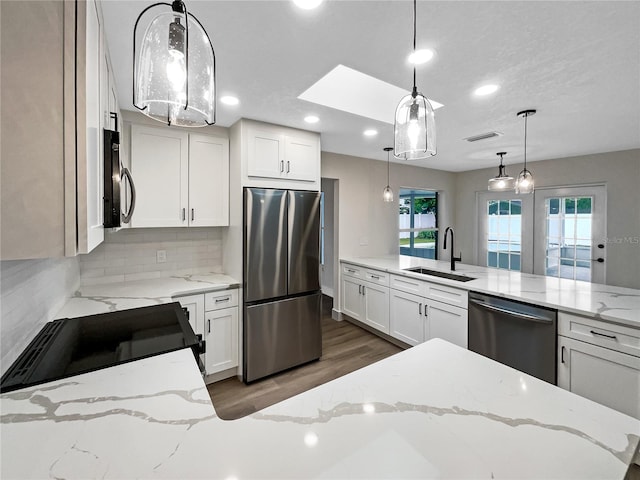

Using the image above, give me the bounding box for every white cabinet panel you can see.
[342,276,364,321]
[363,282,389,334]
[176,294,205,336]
[205,307,239,374]
[428,302,468,348]
[390,290,425,346]
[247,130,283,179]
[189,134,229,226]
[131,125,188,227]
[558,336,640,419]
[284,135,318,182]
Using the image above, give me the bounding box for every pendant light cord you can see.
[387,151,391,183]
[412,0,417,93]
[523,113,528,170]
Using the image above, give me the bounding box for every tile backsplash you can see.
[1,257,80,375]
[79,227,224,285]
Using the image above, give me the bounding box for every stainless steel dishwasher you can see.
[468,292,557,384]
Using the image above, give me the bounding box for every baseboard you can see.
[204,367,238,385]
[342,314,411,350]
[331,308,343,321]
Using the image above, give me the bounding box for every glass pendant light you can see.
[515,109,536,194]
[133,0,216,127]
[383,147,394,202]
[394,0,436,160]
[488,152,515,191]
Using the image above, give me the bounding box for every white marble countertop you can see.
[1,339,638,479]
[341,255,640,328]
[55,273,239,319]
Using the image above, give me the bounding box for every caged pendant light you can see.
[488,152,515,191]
[133,0,216,127]
[383,147,394,202]
[394,0,436,160]
[515,109,536,194]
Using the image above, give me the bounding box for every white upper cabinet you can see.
[189,134,229,227]
[239,120,320,191]
[130,124,229,228]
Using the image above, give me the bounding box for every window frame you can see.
[399,189,439,260]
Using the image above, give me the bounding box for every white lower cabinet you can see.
[389,289,468,348]
[341,265,389,334]
[175,289,239,381]
[204,307,239,374]
[389,290,425,346]
[557,313,640,420]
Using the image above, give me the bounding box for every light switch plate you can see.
[156,250,167,263]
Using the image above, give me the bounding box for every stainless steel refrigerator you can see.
[243,188,322,383]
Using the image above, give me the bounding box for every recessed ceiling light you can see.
[363,129,378,137]
[304,115,319,124]
[474,84,500,96]
[220,95,239,105]
[408,49,435,65]
[293,0,323,9]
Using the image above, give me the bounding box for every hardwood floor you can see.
[207,296,402,420]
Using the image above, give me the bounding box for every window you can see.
[487,199,522,271]
[399,189,438,259]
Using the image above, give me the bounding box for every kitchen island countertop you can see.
[341,255,640,328]
[1,338,638,479]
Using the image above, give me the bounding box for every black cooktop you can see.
[0,302,202,393]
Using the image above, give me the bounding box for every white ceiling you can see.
[101,0,640,172]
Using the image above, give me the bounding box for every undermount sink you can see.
[403,267,476,283]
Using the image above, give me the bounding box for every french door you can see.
[477,192,534,273]
[533,186,606,283]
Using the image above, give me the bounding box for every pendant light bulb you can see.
[393,0,436,160]
[133,0,217,127]
[488,152,515,191]
[383,147,394,202]
[515,109,536,194]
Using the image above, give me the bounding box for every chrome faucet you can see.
[443,227,462,271]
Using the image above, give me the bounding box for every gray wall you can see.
[455,149,640,289]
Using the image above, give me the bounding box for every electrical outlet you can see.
[156,250,167,263]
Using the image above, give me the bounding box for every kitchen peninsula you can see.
[1,338,638,479]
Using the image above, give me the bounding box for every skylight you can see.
[298,65,443,124]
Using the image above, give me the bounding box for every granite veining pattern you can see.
[2,340,638,479]
[54,273,239,319]
[342,255,640,327]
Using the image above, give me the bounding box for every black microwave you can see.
[104,115,135,228]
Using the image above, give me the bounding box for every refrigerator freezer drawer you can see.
[244,293,321,383]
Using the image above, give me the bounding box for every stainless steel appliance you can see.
[468,292,557,384]
[0,303,203,393]
[103,113,136,228]
[243,188,322,383]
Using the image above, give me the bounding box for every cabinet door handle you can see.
[590,330,617,340]
[419,303,422,315]
[182,208,186,221]
[561,345,566,363]
[358,285,361,294]
[286,161,290,173]
[215,297,230,303]
[370,275,380,280]
[191,208,195,222]
[208,319,211,334]
[347,268,356,273]
[280,160,284,172]
[362,285,365,295]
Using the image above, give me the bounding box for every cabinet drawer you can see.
[390,274,427,296]
[364,269,389,286]
[425,283,468,309]
[342,263,363,279]
[559,312,640,358]
[205,289,239,312]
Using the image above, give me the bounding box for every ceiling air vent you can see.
[464,131,503,143]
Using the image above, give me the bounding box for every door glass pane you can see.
[545,196,593,281]
[399,189,438,259]
[510,254,521,271]
[485,198,522,271]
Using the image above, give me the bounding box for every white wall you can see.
[455,149,640,289]
[79,228,224,285]
[0,258,79,375]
